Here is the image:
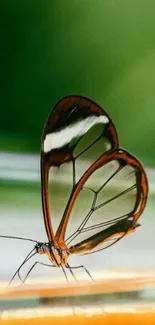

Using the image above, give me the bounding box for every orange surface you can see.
[0,270,155,300]
[1,305,155,325]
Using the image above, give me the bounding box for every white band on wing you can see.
[44,115,109,153]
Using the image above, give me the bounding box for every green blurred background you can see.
[0,0,154,165]
[1,1,155,300]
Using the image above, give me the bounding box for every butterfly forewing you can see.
[41,96,118,242]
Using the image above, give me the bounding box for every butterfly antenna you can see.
[8,248,37,287]
[0,235,38,243]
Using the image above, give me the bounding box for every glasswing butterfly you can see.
[1,95,148,285]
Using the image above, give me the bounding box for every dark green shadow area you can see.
[0,0,154,166]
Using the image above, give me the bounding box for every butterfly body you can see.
[33,218,140,275]
[35,242,70,267]
[0,95,148,284]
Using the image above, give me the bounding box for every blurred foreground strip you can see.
[0,271,155,324]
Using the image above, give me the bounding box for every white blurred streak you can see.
[0,152,40,182]
[0,152,154,193]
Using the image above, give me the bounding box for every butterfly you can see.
[1,95,148,285]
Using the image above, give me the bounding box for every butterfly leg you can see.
[66,263,95,282]
[61,265,70,283]
[8,248,37,287]
[22,261,55,284]
[66,264,79,283]
[18,252,36,282]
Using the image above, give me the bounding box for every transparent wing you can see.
[41,95,118,243]
[60,149,148,254]
[41,95,148,253]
